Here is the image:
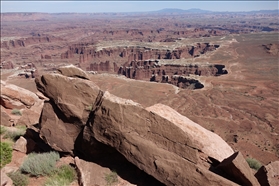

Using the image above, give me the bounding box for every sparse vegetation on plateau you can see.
[0,125,6,135]
[246,157,262,171]
[11,108,22,116]
[3,125,26,142]
[20,151,60,176]
[8,171,29,186]
[0,141,13,168]
[43,164,77,186]
[105,170,118,186]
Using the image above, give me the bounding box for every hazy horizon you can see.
[1,1,278,13]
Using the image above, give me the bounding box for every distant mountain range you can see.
[1,8,278,15]
[156,8,212,13]
[155,8,279,14]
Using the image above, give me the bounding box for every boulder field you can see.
[33,65,263,186]
[0,80,44,127]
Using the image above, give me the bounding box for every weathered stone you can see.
[35,68,240,185]
[58,65,89,80]
[35,72,102,154]
[0,95,25,109]
[16,99,44,126]
[146,103,234,162]
[75,157,113,186]
[13,136,27,153]
[13,136,36,154]
[1,108,11,126]
[35,73,101,124]
[39,101,83,153]
[0,80,44,127]
[1,80,39,107]
[0,169,13,186]
[217,151,260,186]
[255,161,279,186]
[35,91,49,101]
[89,91,237,186]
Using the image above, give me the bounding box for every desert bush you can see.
[0,142,13,168]
[8,171,29,186]
[3,126,26,141]
[105,170,118,186]
[11,109,22,116]
[246,157,262,170]
[86,105,93,111]
[44,165,77,186]
[20,151,60,176]
[0,125,6,135]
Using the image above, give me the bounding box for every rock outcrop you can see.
[75,157,113,186]
[90,92,236,185]
[1,108,11,126]
[60,44,226,89]
[0,35,63,50]
[216,151,260,186]
[62,43,219,67]
[57,64,89,80]
[255,161,279,186]
[13,136,36,154]
[0,81,44,126]
[35,73,101,154]
[0,169,13,186]
[35,66,242,185]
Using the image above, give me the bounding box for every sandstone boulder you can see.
[89,91,237,186]
[146,103,234,162]
[217,151,260,186]
[0,95,25,109]
[35,73,101,125]
[0,169,13,186]
[75,157,114,186]
[1,80,39,108]
[35,72,102,154]
[17,100,44,126]
[13,136,27,153]
[1,108,11,126]
[255,161,279,186]
[35,67,239,185]
[13,136,36,154]
[58,64,89,80]
[0,80,44,126]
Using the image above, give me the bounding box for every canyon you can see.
[0,10,278,186]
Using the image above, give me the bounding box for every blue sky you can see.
[1,1,278,13]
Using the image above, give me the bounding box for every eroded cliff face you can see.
[61,43,226,89]
[62,43,219,65]
[1,35,64,50]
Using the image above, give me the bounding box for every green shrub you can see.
[246,157,262,170]
[0,142,13,168]
[20,151,60,176]
[44,165,77,186]
[8,171,29,186]
[105,170,118,186]
[0,126,6,135]
[11,109,22,116]
[3,126,26,142]
[86,105,93,111]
